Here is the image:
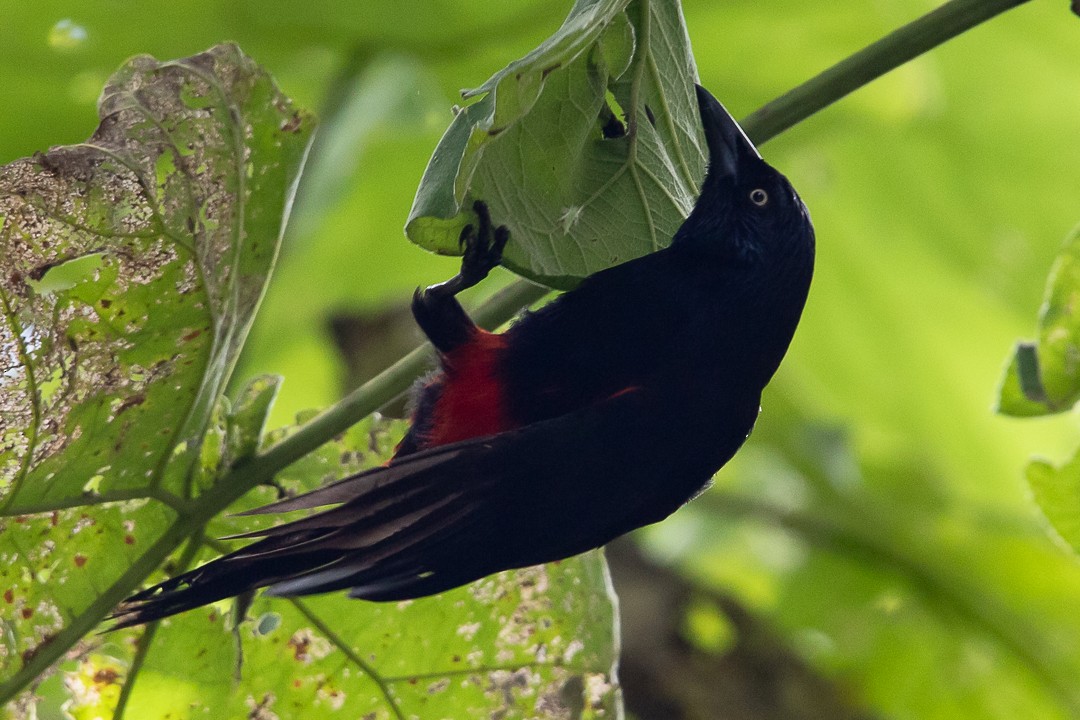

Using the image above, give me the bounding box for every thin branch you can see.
[742,0,1032,143]
[113,533,206,719]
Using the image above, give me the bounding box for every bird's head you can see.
[673,85,814,270]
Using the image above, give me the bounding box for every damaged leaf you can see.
[0,42,312,696]
[405,0,706,288]
[0,43,313,512]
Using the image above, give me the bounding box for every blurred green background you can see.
[5,0,1080,717]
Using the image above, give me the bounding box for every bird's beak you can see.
[695,84,761,182]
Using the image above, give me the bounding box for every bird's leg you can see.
[412,200,509,353]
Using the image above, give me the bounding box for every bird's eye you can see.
[749,189,769,207]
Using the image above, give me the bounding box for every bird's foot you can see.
[456,200,509,290]
[411,201,510,352]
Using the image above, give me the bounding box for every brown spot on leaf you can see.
[93,668,120,684]
[74,554,87,567]
[115,393,145,415]
[21,607,33,619]
[28,259,64,282]
[288,633,310,661]
[281,112,303,133]
[4,590,13,603]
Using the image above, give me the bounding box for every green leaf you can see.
[113,560,620,719]
[406,0,706,288]
[0,43,314,513]
[998,226,1080,417]
[1027,453,1080,557]
[190,373,281,496]
[226,374,282,462]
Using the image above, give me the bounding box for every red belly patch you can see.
[427,329,510,446]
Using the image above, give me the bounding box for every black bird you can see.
[111,84,814,628]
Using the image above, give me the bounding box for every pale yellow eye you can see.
[749,189,768,206]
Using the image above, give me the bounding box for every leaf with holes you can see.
[0,43,311,698]
[111,555,621,719]
[405,0,706,288]
[0,43,313,513]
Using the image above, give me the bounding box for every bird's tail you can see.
[109,444,483,629]
[109,531,334,629]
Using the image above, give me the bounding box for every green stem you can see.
[1,487,185,518]
[741,0,1032,143]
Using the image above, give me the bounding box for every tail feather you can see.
[264,505,475,598]
[110,540,336,628]
[109,448,487,629]
[226,481,453,542]
[237,447,468,516]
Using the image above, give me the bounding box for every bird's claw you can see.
[458,200,509,285]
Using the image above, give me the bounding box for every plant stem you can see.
[742,0,1032,143]
[112,534,205,720]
